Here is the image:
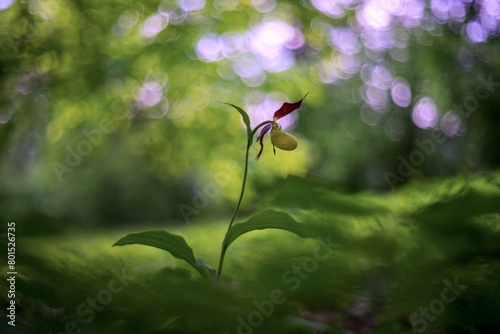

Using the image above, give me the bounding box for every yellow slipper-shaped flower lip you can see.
[271,123,298,151]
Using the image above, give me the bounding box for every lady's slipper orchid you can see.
[255,93,308,160]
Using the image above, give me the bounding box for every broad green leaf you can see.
[113,230,213,280]
[222,102,253,147]
[223,209,316,250]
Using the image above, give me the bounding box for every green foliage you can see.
[1,0,500,230]
[223,209,315,250]
[6,174,500,333]
[113,230,215,281]
[264,175,389,216]
[1,0,500,333]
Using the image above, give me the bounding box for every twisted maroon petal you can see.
[272,92,309,121]
[255,123,272,160]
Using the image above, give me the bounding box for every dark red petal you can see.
[255,124,271,160]
[256,143,264,160]
[273,92,309,121]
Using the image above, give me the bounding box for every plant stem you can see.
[216,141,249,281]
[216,120,274,281]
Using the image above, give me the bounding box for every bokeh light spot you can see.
[412,97,438,129]
[29,0,59,20]
[457,47,474,67]
[179,0,205,12]
[0,109,13,124]
[0,0,14,11]
[391,77,411,107]
[196,34,223,62]
[251,0,276,13]
[112,10,139,37]
[441,111,463,136]
[137,81,164,109]
[141,13,168,38]
[466,21,487,43]
[362,85,388,110]
[329,28,360,55]
[311,0,345,18]
[358,1,392,30]
[250,20,298,59]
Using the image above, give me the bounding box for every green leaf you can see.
[196,258,217,281]
[223,209,316,250]
[222,102,253,147]
[113,230,213,281]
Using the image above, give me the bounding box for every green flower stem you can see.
[216,120,274,281]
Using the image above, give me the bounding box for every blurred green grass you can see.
[1,173,500,333]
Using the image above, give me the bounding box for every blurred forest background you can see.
[1,0,499,230]
[1,1,500,334]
